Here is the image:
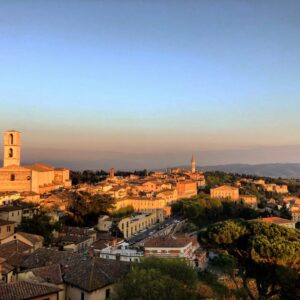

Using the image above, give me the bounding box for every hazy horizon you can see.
[1,0,300,169]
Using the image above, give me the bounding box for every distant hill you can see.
[199,163,300,179]
[2,159,300,179]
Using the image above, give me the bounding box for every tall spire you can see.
[191,155,196,173]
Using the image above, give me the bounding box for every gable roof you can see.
[144,235,195,248]
[25,264,63,285]
[211,185,239,191]
[0,219,15,226]
[24,163,55,172]
[21,248,81,269]
[15,232,44,245]
[0,281,60,300]
[0,205,23,212]
[0,240,32,268]
[63,257,129,292]
[260,217,295,224]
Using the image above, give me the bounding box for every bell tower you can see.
[191,155,196,173]
[3,130,21,167]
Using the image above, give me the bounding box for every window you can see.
[10,174,15,181]
[105,288,111,299]
[10,134,13,144]
[7,226,11,232]
[9,148,13,158]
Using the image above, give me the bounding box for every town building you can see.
[0,205,23,225]
[0,281,61,300]
[263,184,289,194]
[144,235,198,262]
[0,130,71,194]
[240,195,257,208]
[0,239,34,282]
[210,185,239,200]
[97,215,113,232]
[1,232,44,250]
[176,180,198,199]
[118,211,163,239]
[0,192,21,206]
[18,264,65,300]
[291,210,300,223]
[63,257,129,300]
[53,226,97,252]
[20,250,129,300]
[0,219,15,242]
[98,242,143,262]
[259,217,296,229]
[114,197,169,214]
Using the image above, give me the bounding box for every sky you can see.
[1,0,300,170]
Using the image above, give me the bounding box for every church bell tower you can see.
[3,130,21,167]
[191,155,196,173]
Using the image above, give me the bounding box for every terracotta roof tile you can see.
[144,235,195,248]
[0,281,61,300]
[62,256,129,292]
[26,264,63,285]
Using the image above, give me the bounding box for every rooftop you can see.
[211,185,239,191]
[0,281,61,300]
[0,219,15,226]
[23,264,63,285]
[144,235,196,248]
[63,256,130,292]
[260,217,295,224]
[21,248,81,270]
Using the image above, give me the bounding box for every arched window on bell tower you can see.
[10,174,15,181]
[10,133,14,145]
[9,148,13,158]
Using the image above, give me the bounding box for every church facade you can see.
[0,130,71,194]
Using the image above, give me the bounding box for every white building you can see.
[98,242,143,263]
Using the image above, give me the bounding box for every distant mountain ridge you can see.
[196,163,300,179]
[1,159,300,178]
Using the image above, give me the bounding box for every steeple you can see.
[3,130,21,167]
[191,155,196,173]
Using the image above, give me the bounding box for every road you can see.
[126,217,184,246]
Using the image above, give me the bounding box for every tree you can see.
[68,192,115,226]
[19,214,60,245]
[202,220,300,299]
[171,194,259,228]
[113,257,198,300]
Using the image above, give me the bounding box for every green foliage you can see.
[198,270,230,298]
[71,170,107,185]
[207,219,248,245]
[279,203,292,220]
[113,257,198,300]
[68,192,115,226]
[110,205,134,218]
[204,171,239,188]
[209,254,237,276]
[19,214,60,245]
[171,193,259,228]
[204,219,300,298]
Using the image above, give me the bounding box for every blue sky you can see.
[1,0,300,170]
